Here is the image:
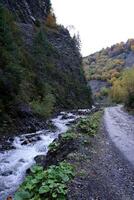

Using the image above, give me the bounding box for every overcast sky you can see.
[52,0,134,56]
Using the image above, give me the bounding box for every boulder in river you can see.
[35,135,78,168]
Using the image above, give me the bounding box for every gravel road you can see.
[68,106,134,200]
[104,105,134,167]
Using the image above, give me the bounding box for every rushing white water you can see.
[0,110,89,199]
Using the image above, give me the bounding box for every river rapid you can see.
[0,109,91,199]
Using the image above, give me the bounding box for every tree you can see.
[122,68,134,108]
[0,6,22,104]
[110,68,134,109]
[110,79,124,103]
[46,0,52,14]
[45,12,57,28]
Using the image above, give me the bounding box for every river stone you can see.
[61,114,74,120]
[22,140,29,145]
[34,136,78,169]
[1,171,12,176]
[47,138,77,168]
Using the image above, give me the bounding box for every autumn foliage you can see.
[110,68,134,109]
[45,12,57,28]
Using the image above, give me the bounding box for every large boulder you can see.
[35,135,78,168]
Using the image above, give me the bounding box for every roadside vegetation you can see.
[14,111,103,200]
[14,162,75,200]
[76,111,102,136]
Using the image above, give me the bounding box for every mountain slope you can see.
[1,0,51,23]
[0,1,92,135]
[83,39,134,101]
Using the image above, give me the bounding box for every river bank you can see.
[13,110,102,199]
[31,106,134,200]
[0,108,93,199]
[2,106,134,199]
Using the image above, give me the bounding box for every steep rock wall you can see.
[0,1,92,136]
[1,0,51,23]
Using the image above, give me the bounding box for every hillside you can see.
[0,1,92,136]
[83,39,134,101]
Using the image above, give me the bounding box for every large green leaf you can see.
[14,190,31,200]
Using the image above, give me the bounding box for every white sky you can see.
[52,0,134,56]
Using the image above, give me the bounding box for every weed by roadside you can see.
[76,111,103,136]
[14,162,75,200]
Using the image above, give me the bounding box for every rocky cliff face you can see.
[0,1,92,136]
[46,28,85,83]
[1,0,51,23]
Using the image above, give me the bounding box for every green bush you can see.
[100,87,109,96]
[31,93,55,118]
[111,68,134,109]
[77,111,102,136]
[48,131,76,152]
[48,141,60,152]
[61,131,76,141]
[15,162,75,200]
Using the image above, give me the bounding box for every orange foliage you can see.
[45,13,57,28]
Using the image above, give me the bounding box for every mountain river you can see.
[0,109,92,199]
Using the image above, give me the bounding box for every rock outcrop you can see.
[0,0,92,136]
[1,0,51,23]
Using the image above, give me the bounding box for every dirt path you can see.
[68,109,134,200]
[104,105,134,167]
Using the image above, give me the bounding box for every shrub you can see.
[77,111,102,136]
[61,131,76,141]
[45,12,57,28]
[131,44,134,52]
[48,131,76,152]
[121,68,134,109]
[110,68,134,109]
[48,141,60,152]
[110,79,124,103]
[14,162,75,200]
[100,87,109,96]
[31,93,55,118]
[94,92,102,101]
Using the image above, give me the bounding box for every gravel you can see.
[68,110,134,200]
